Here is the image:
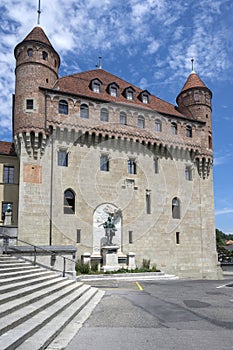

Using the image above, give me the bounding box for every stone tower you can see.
[13,26,60,157]
[176,70,213,152]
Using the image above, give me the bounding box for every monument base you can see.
[101,245,119,272]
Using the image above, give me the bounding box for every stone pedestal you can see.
[101,245,119,272]
[4,212,12,226]
[127,252,136,270]
[82,252,91,266]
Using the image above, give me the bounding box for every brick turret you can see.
[176,70,213,152]
[13,26,60,156]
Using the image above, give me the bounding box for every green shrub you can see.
[91,260,99,272]
[76,260,90,274]
[142,258,150,269]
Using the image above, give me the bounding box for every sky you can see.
[0,0,233,234]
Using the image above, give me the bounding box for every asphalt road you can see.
[66,278,233,350]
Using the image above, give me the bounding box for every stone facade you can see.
[9,26,221,279]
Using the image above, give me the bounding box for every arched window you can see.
[172,197,180,219]
[138,116,145,128]
[59,100,68,115]
[155,119,162,132]
[100,108,109,122]
[42,51,48,60]
[120,112,127,125]
[186,125,192,138]
[27,49,33,57]
[64,189,75,214]
[171,122,177,135]
[80,103,89,118]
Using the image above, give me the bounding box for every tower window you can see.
[186,125,192,138]
[27,49,33,57]
[64,189,75,214]
[138,116,145,128]
[80,104,89,118]
[42,51,48,60]
[3,166,14,184]
[155,119,162,132]
[154,157,159,174]
[128,159,137,174]
[185,166,192,181]
[176,232,180,245]
[146,190,151,214]
[172,197,180,219]
[58,150,68,167]
[194,91,200,101]
[77,229,81,243]
[100,108,109,122]
[209,135,212,149]
[59,100,68,115]
[171,122,177,135]
[26,99,34,110]
[100,155,109,171]
[129,231,133,244]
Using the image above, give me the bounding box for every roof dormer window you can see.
[139,90,150,104]
[124,87,135,100]
[91,79,102,93]
[107,83,119,97]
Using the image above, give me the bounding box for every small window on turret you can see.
[186,125,192,138]
[27,49,33,57]
[26,99,34,110]
[42,51,48,60]
[194,91,200,101]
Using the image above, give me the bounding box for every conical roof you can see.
[22,26,53,47]
[180,71,207,92]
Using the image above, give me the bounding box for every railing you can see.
[0,231,76,278]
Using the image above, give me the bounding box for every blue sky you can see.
[0,0,233,234]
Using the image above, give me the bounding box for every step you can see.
[0,276,71,317]
[16,287,99,350]
[0,271,58,294]
[0,284,92,350]
[0,264,40,274]
[0,274,71,305]
[0,266,42,279]
[47,289,105,350]
[0,270,54,288]
[0,280,83,335]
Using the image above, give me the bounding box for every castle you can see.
[0,25,221,278]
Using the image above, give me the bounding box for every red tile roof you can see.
[22,26,53,48]
[0,141,16,156]
[54,69,185,118]
[180,72,207,92]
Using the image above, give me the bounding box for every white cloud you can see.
[215,208,233,215]
[0,0,233,140]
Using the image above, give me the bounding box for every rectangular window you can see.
[100,155,109,171]
[128,159,136,174]
[110,87,117,97]
[154,158,159,174]
[185,166,192,181]
[93,83,100,93]
[129,231,133,244]
[1,202,13,222]
[155,121,162,132]
[176,232,180,245]
[58,150,68,167]
[77,229,81,243]
[26,99,34,110]
[127,91,133,100]
[142,95,148,104]
[3,166,14,184]
[146,190,151,214]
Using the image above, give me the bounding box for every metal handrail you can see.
[0,232,76,277]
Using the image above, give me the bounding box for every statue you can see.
[6,204,12,213]
[102,215,117,245]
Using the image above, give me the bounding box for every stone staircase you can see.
[0,254,104,350]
